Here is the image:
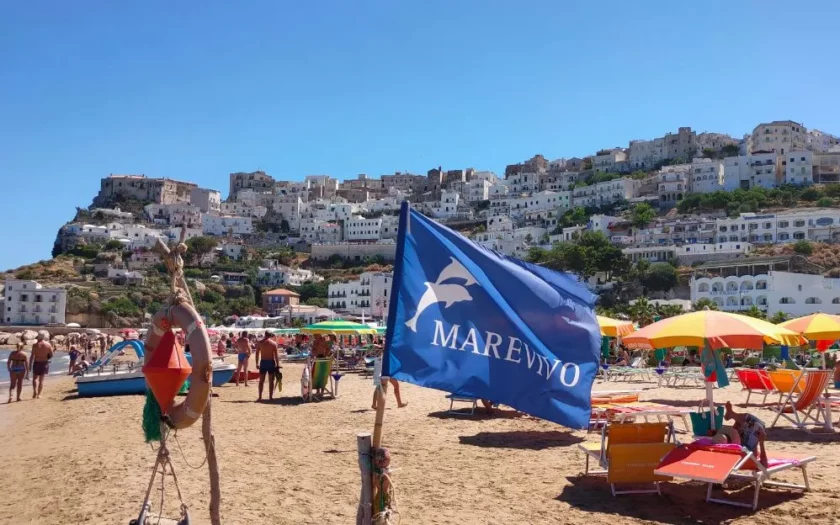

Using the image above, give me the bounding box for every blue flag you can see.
[383,203,600,429]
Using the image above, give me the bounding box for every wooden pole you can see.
[356,433,373,525]
[203,397,222,525]
[371,379,389,516]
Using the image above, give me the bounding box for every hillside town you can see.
[5,119,840,329]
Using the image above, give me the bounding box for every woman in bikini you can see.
[7,343,29,403]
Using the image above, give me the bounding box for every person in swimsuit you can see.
[710,401,769,466]
[6,343,29,403]
[31,334,54,399]
[370,345,408,410]
[216,335,227,357]
[68,345,80,375]
[255,331,280,401]
[234,331,252,386]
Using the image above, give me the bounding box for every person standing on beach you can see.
[254,331,279,401]
[67,345,80,375]
[370,346,408,410]
[30,334,53,399]
[234,331,252,386]
[6,343,29,402]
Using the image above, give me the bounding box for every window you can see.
[794,220,805,227]
[778,221,789,228]
[805,297,822,304]
[779,297,795,304]
[698,283,710,292]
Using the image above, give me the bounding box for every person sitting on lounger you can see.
[710,401,768,467]
[615,347,630,366]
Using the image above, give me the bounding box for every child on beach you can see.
[708,401,768,467]
[6,343,29,403]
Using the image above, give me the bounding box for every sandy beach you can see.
[1,364,839,525]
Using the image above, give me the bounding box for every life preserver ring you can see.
[144,302,212,430]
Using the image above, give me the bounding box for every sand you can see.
[1,365,839,525]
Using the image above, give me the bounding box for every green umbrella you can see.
[376,327,387,335]
[301,320,377,335]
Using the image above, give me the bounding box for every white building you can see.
[592,149,628,173]
[785,151,813,185]
[628,137,666,170]
[689,158,724,193]
[327,272,392,318]
[506,190,569,218]
[750,120,808,155]
[201,214,254,236]
[89,207,134,221]
[299,219,342,243]
[344,216,382,241]
[461,179,491,202]
[220,201,267,219]
[657,164,691,207]
[258,265,323,287]
[425,191,460,219]
[219,243,246,261]
[587,215,623,237]
[691,259,840,316]
[3,279,67,325]
[190,188,221,213]
[506,172,540,194]
[144,203,202,226]
[167,226,204,243]
[716,209,840,244]
[573,178,638,208]
[379,214,400,240]
[808,130,840,153]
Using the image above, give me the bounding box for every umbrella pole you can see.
[706,381,716,431]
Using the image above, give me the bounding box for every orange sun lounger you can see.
[654,443,815,510]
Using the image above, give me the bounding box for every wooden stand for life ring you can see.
[133,231,221,525]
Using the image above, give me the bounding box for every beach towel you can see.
[274,369,283,393]
[700,343,729,388]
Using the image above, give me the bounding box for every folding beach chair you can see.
[735,369,776,406]
[446,394,478,416]
[305,358,336,401]
[767,369,804,408]
[579,421,675,496]
[770,369,833,432]
[655,443,815,510]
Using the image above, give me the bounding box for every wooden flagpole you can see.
[356,433,373,525]
[371,379,389,519]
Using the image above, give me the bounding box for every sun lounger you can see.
[654,443,815,510]
[735,369,776,406]
[579,422,675,495]
[590,402,691,432]
[446,394,478,415]
[770,369,833,432]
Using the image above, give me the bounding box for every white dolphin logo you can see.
[405,257,479,332]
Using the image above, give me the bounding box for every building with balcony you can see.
[690,256,840,316]
[750,121,808,155]
[201,214,254,236]
[327,272,392,319]
[785,151,813,185]
[813,151,840,184]
[689,158,724,193]
[261,288,301,316]
[592,148,628,174]
[257,265,322,287]
[715,209,840,244]
[3,279,67,325]
[657,164,691,207]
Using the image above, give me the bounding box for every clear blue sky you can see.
[2,1,839,270]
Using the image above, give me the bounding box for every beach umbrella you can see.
[778,312,840,369]
[623,310,804,430]
[596,315,636,338]
[376,326,387,335]
[301,320,377,335]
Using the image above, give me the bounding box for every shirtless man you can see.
[30,334,54,399]
[234,331,252,386]
[254,331,280,401]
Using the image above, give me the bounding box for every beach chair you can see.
[306,358,336,401]
[446,394,478,415]
[767,369,805,408]
[735,369,776,406]
[579,421,675,496]
[654,443,815,510]
[770,369,833,432]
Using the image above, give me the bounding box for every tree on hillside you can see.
[559,207,588,228]
[629,203,656,228]
[185,236,219,266]
[793,240,813,255]
[528,231,629,281]
[629,297,656,326]
[641,263,678,294]
[721,144,740,157]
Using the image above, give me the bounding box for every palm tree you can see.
[742,305,766,320]
[768,311,790,324]
[629,297,656,326]
[692,298,719,311]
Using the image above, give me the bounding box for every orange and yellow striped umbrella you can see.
[596,315,636,338]
[622,310,804,350]
[778,313,840,341]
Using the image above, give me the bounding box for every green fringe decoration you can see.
[179,379,190,394]
[142,389,162,443]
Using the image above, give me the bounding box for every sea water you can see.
[0,350,71,384]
